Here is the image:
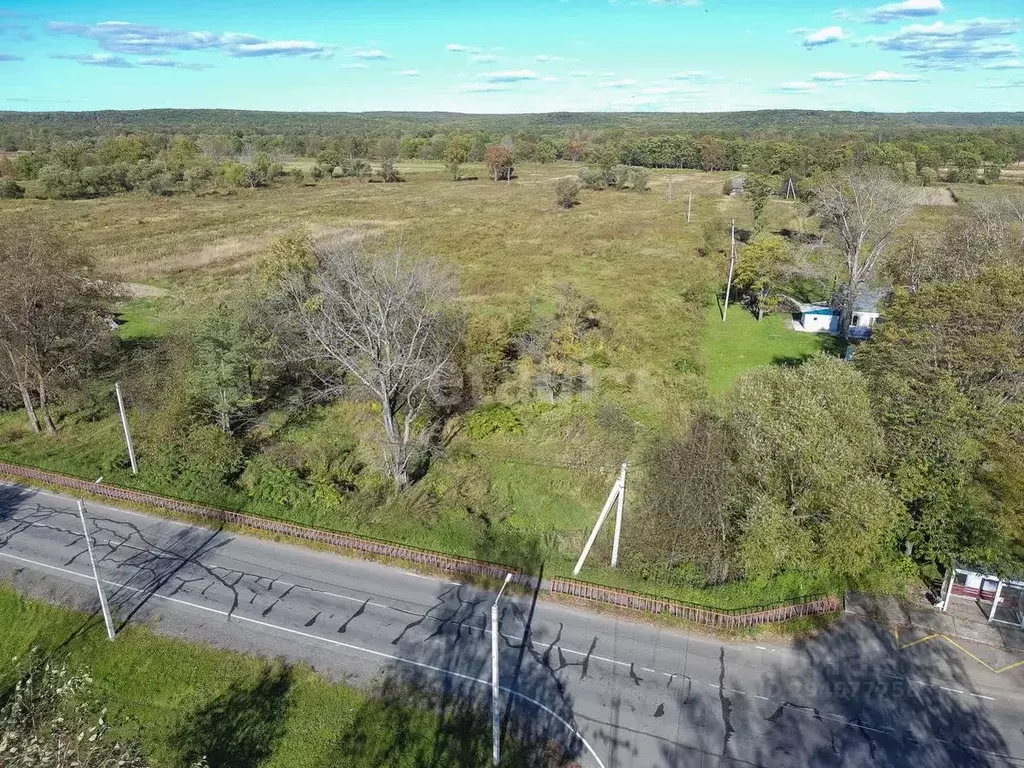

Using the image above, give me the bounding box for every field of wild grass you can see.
[0,161,994,606]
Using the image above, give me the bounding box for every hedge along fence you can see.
[0,461,842,628]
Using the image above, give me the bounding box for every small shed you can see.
[939,562,1024,628]
[846,292,883,340]
[794,303,839,334]
[728,177,745,196]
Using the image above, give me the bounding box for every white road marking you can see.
[754,694,770,701]
[401,571,461,586]
[971,693,996,701]
[941,686,964,694]
[0,549,606,768]
[755,645,767,650]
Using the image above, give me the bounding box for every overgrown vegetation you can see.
[3,108,1024,608]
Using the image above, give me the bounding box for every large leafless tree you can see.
[814,168,914,334]
[0,217,118,433]
[280,234,464,488]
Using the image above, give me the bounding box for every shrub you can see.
[464,403,525,439]
[310,164,325,181]
[608,164,631,190]
[555,177,581,208]
[578,167,605,190]
[0,178,24,199]
[629,166,650,193]
[379,158,403,183]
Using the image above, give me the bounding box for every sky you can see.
[0,0,1022,113]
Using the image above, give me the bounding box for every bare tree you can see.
[279,234,464,488]
[0,217,118,433]
[814,168,914,334]
[1004,186,1024,249]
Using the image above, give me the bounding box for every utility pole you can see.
[491,572,513,767]
[78,500,115,640]
[723,219,736,322]
[687,190,693,223]
[610,463,627,568]
[115,382,138,475]
[573,466,627,576]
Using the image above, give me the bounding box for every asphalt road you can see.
[1,481,1023,767]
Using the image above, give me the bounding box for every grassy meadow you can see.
[0,161,994,606]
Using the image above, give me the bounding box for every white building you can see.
[791,293,883,339]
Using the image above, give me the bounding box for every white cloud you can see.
[535,54,562,61]
[811,71,854,81]
[482,69,539,82]
[866,0,943,23]
[775,80,818,92]
[137,56,206,69]
[867,18,1020,67]
[639,85,679,95]
[667,70,706,80]
[351,48,390,60]
[52,52,133,67]
[446,43,479,53]
[569,70,592,77]
[597,78,637,88]
[340,62,368,69]
[47,20,332,58]
[398,69,419,76]
[864,69,924,81]
[469,53,497,63]
[803,26,847,48]
[982,59,1022,70]
[649,0,703,5]
[460,83,508,92]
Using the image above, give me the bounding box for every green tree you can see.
[744,174,774,230]
[727,356,902,581]
[734,234,790,321]
[192,299,279,434]
[856,268,1024,567]
[443,134,472,180]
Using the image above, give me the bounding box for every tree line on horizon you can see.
[2,116,1021,201]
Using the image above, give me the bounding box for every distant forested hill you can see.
[3,108,1024,141]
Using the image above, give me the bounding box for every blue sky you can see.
[1,0,1022,112]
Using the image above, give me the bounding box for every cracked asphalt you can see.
[2,482,1023,767]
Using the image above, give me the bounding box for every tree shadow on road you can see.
[324,579,583,767]
[169,662,294,768]
[659,617,1018,767]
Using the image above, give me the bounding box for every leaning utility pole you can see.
[78,500,115,640]
[573,463,628,575]
[491,573,513,767]
[687,190,693,224]
[723,219,736,322]
[115,382,138,475]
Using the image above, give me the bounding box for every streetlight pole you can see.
[115,382,138,475]
[77,500,115,640]
[492,572,513,767]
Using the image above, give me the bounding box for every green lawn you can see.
[702,302,838,395]
[0,587,564,767]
